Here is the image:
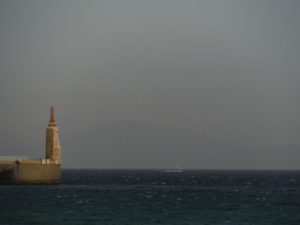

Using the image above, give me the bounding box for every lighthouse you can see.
[0,106,62,184]
[46,106,61,164]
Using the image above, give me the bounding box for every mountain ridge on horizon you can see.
[63,120,299,170]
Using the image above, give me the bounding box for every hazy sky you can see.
[0,0,299,169]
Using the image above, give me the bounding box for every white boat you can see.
[164,167,184,173]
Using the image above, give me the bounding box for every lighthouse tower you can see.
[45,106,61,164]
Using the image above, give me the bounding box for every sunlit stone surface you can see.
[0,106,61,184]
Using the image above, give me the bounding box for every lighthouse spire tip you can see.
[50,105,55,123]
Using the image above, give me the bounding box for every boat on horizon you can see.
[164,167,184,173]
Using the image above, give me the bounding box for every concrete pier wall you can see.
[0,161,61,184]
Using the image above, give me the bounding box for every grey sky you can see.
[0,0,299,169]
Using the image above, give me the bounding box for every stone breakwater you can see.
[0,106,62,184]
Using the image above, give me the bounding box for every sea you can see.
[0,169,300,225]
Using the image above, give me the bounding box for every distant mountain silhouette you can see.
[62,120,300,169]
[63,120,222,168]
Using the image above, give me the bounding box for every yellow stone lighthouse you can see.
[0,106,62,184]
[46,106,61,163]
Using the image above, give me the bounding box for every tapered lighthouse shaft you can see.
[46,106,61,163]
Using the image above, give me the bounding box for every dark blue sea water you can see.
[0,170,300,225]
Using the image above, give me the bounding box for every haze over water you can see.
[0,2,299,224]
[0,0,299,169]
